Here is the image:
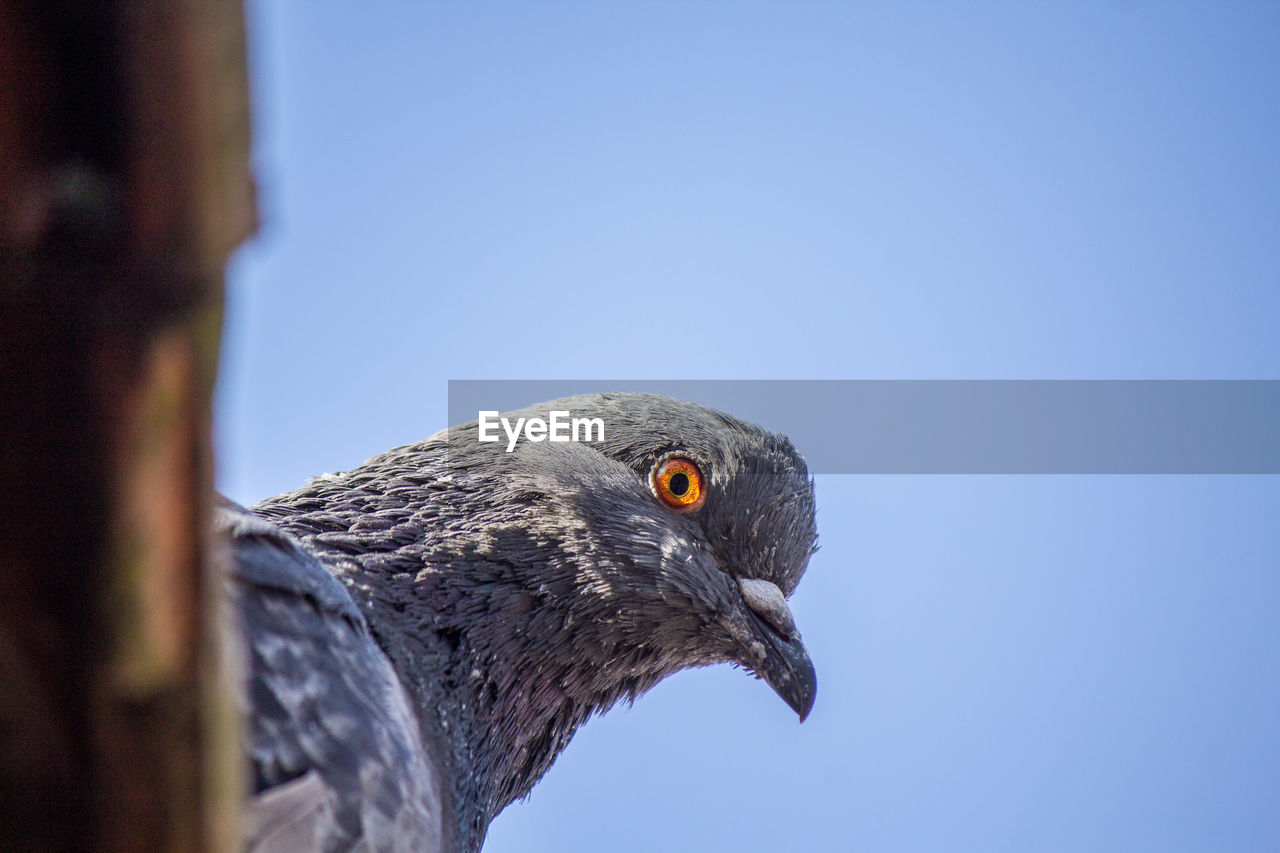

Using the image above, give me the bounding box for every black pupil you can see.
[668,472,690,496]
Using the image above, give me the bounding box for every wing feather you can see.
[219,499,447,852]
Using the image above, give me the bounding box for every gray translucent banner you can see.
[446,381,1280,474]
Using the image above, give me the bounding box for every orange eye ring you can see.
[651,456,706,512]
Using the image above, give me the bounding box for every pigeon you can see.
[224,392,819,852]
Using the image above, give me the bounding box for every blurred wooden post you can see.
[0,0,254,850]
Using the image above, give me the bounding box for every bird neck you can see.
[353,560,665,853]
[255,500,662,853]
[361,570,619,848]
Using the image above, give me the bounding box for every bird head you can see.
[449,392,819,721]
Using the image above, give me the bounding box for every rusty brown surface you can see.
[0,0,253,849]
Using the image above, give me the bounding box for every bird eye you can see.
[651,456,706,512]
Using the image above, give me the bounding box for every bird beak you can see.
[727,578,817,722]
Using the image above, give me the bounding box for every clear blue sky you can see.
[219,3,1280,850]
